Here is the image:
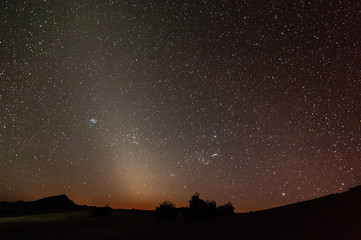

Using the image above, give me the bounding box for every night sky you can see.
[1,1,361,212]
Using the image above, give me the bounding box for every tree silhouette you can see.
[155,201,177,225]
[158,193,234,223]
[189,192,204,211]
[217,202,235,215]
[185,193,234,221]
[205,200,217,217]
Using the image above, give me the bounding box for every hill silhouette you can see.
[233,186,361,240]
[0,194,83,217]
[260,185,361,215]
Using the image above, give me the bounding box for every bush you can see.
[155,201,177,224]
[186,193,218,221]
[158,193,235,223]
[185,193,234,221]
[217,202,235,215]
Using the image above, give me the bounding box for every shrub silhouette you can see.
[189,193,204,211]
[158,193,234,223]
[186,193,216,221]
[90,205,113,217]
[185,193,234,221]
[155,201,176,225]
[217,202,235,215]
[205,200,217,217]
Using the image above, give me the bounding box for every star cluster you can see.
[1,0,361,211]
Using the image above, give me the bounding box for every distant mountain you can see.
[30,194,78,209]
[0,194,84,217]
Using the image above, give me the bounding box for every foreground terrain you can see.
[1,186,361,240]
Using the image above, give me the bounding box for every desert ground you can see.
[1,208,360,240]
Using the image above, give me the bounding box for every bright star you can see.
[90,118,97,124]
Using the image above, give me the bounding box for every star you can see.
[90,118,98,124]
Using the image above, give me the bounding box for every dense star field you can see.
[1,1,361,211]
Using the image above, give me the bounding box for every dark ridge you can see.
[31,194,77,209]
[236,186,361,239]
[252,185,361,216]
[0,194,84,217]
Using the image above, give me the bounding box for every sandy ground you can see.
[1,209,360,240]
